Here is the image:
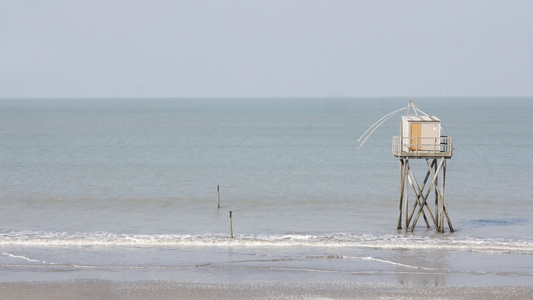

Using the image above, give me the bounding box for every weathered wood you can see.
[407,164,436,230]
[441,159,454,232]
[441,159,450,232]
[422,209,430,228]
[429,159,438,229]
[406,173,426,228]
[398,156,452,233]
[407,193,418,226]
[439,158,445,232]
[217,185,221,209]
[410,158,445,231]
[397,159,406,229]
[405,160,409,230]
[443,205,455,232]
[229,210,234,238]
[418,159,440,230]
[406,164,433,229]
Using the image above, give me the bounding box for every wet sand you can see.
[1,280,532,300]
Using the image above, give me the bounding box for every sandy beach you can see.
[1,280,533,300]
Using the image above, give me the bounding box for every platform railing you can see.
[392,136,453,158]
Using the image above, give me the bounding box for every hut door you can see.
[410,123,422,151]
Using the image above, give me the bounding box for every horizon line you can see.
[1,96,532,100]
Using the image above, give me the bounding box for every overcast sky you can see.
[1,1,532,98]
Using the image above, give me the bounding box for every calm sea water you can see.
[0,97,532,285]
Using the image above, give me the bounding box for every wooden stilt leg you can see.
[443,206,454,232]
[434,159,439,226]
[397,159,405,230]
[405,160,409,230]
[439,158,445,232]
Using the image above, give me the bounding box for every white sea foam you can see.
[359,256,440,270]
[2,252,48,264]
[1,230,532,254]
[308,254,441,270]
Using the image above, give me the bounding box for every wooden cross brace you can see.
[398,158,454,233]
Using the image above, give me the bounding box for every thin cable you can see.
[357,107,406,142]
[412,103,430,117]
[357,108,405,149]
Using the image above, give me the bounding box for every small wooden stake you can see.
[217,185,220,209]
[229,211,234,238]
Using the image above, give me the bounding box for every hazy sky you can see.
[1,1,532,98]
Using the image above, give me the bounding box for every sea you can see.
[0,97,532,287]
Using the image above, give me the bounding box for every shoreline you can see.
[1,280,533,300]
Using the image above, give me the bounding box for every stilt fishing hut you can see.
[359,101,454,233]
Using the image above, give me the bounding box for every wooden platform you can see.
[392,136,453,158]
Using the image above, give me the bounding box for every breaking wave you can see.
[1,230,532,254]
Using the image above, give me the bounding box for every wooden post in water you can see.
[217,185,221,209]
[229,211,234,238]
